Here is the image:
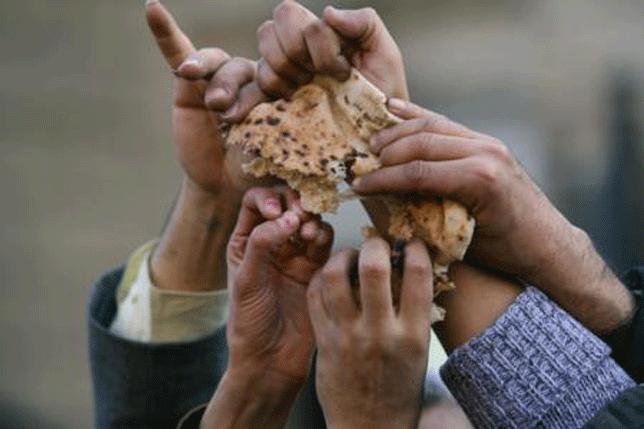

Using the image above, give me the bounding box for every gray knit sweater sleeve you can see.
[440,287,635,429]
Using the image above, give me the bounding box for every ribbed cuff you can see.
[440,287,635,429]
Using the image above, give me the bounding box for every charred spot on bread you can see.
[266,116,281,126]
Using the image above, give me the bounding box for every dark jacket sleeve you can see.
[87,267,326,429]
[88,267,229,429]
[603,266,644,383]
[583,385,644,429]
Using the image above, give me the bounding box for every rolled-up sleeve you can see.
[109,241,229,343]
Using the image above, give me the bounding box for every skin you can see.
[307,237,434,429]
[257,1,635,335]
[200,187,333,429]
[141,1,633,425]
[256,2,408,100]
[352,99,635,334]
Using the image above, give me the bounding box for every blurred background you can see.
[1,0,642,427]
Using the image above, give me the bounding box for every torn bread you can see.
[227,69,475,322]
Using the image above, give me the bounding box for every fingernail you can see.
[145,0,159,6]
[388,97,406,112]
[221,103,239,120]
[180,58,202,69]
[264,198,281,215]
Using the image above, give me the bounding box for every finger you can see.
[145,0,196,69]
[243,210,300,265]
[379,133,480,166]
[358,236,394,324]
[284,188,311,223]
[300,220,319,241]
[175,48,230,81]
[205,57,256,112]
[257,20,312,85]
[307,275,332,333]
[233,187,283,238]
[306,222,334,265]
[222,81,269,123]
[386,98,428,120]
[303,19,351,80]
[273,1,318,70]
[399,239,433,326]
[371,116,477,155]
[352,159,477,207]
[257,58,296,98]
[320,249,359,323]
[322,6,383,44]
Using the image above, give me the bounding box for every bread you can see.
[227,69,475,322]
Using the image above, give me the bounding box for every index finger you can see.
[233,187,283,238]
[145,0,196,69]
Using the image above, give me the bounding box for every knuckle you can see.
[474,160,500,187]
[403,160,429,190]
[274,0,295,20]
[248,225,271,247]
[204,47,229,61]
[399,331,427,357]
[420,132,438,149]
[361,7,379,21]
[257,71,281,95]
[361,260,388,279]
[321,264,343,285]
[405,255,430,277]
[336,333,353,355]
[490,141,511,162]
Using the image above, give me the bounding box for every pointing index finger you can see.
[145,0,196,69]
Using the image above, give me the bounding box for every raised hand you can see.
[145,1,266,195]
[352,98,634,333]
[307,237,433,429]
[199,187,333,428]
[225,187,333,383]
[256,1,408,100]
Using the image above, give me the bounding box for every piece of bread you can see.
[227,69,475,322]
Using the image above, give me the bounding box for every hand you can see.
[256,1,408,100]
[352,98,635,333]
[225,187,333,384]
[145,1,266,196]
[307,237,433,428]
[199,187,333,429]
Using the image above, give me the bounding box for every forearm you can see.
[151,178,241,292]
[528,221,635,334]
[441,287,635,429]
[200,369,300,429]
[434,262,522,353]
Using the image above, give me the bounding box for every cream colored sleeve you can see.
[109,241,229,343]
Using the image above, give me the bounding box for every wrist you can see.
[327,409,418,429]
[525,220,635,333]
[151,177,242,292]
[201,368,301,429]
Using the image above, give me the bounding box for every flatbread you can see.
[227,69,476,322]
